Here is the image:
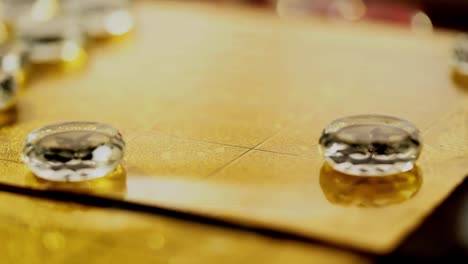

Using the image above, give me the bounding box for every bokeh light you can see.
[105,10,134,36]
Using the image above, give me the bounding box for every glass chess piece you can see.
[319,115,422,176]
[62,0,133,38]
[14,15,84,63]
[0,41,30,75]
[23,121,125,182]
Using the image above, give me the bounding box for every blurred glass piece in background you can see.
[0,71,16,110]
[63,0,133,38]
[410,11,433,34]
[276,0,329,18]
[0,41,29,86]
[0,41,29,73]
[454,34,468,76]
[333,0,367,21]
[0,0,58,23]
[276,0,367,21]
[14,16,84,64]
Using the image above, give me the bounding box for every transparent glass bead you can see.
[23,122,125,182]
[0,72,17,110]
[319,115,422,176]
[14,16,84,63]
[63,0,133,38]
[453,34,468,76]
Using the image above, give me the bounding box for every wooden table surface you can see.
[0,0,466,261]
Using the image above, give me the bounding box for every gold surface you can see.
[0,0,466,254]
[0,191,368,264]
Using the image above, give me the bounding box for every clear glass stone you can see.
[14,16,84,63]
[319,115,422,176]
[63,0,133,38]
[0,72,17,110]
[453,34,468,76]
[23,121,125,182]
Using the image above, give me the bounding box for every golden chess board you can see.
[0,0,466,260]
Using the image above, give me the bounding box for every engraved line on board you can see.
[205,128,288,177]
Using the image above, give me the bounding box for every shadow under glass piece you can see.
[14,16,85,64]
[320,163,422,207]
[0,71,17,111]
[319,115,422,176]
[22,121,125,182]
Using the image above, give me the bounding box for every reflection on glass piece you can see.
[453,34,468,76]
[3,53,22,72]
[23,121,125,182]
[105,10,134,36]
[60,40,82,62]
[26,164,127,197]
[319,115,422,176]
[0,71,17,111]
[0,41,29,75]
[63,0,133,38]
[410,11,432,34]
[320,163,422,207]
[15,16,84,64]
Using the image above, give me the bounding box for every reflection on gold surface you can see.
[0,106,17,127]
[42,230,66,251]
[29,49,87,80]
[452,69,468,94]
[26,164,127,198]
[15,69,28,91]
[0,21,9,44]
[320,163,422,207]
